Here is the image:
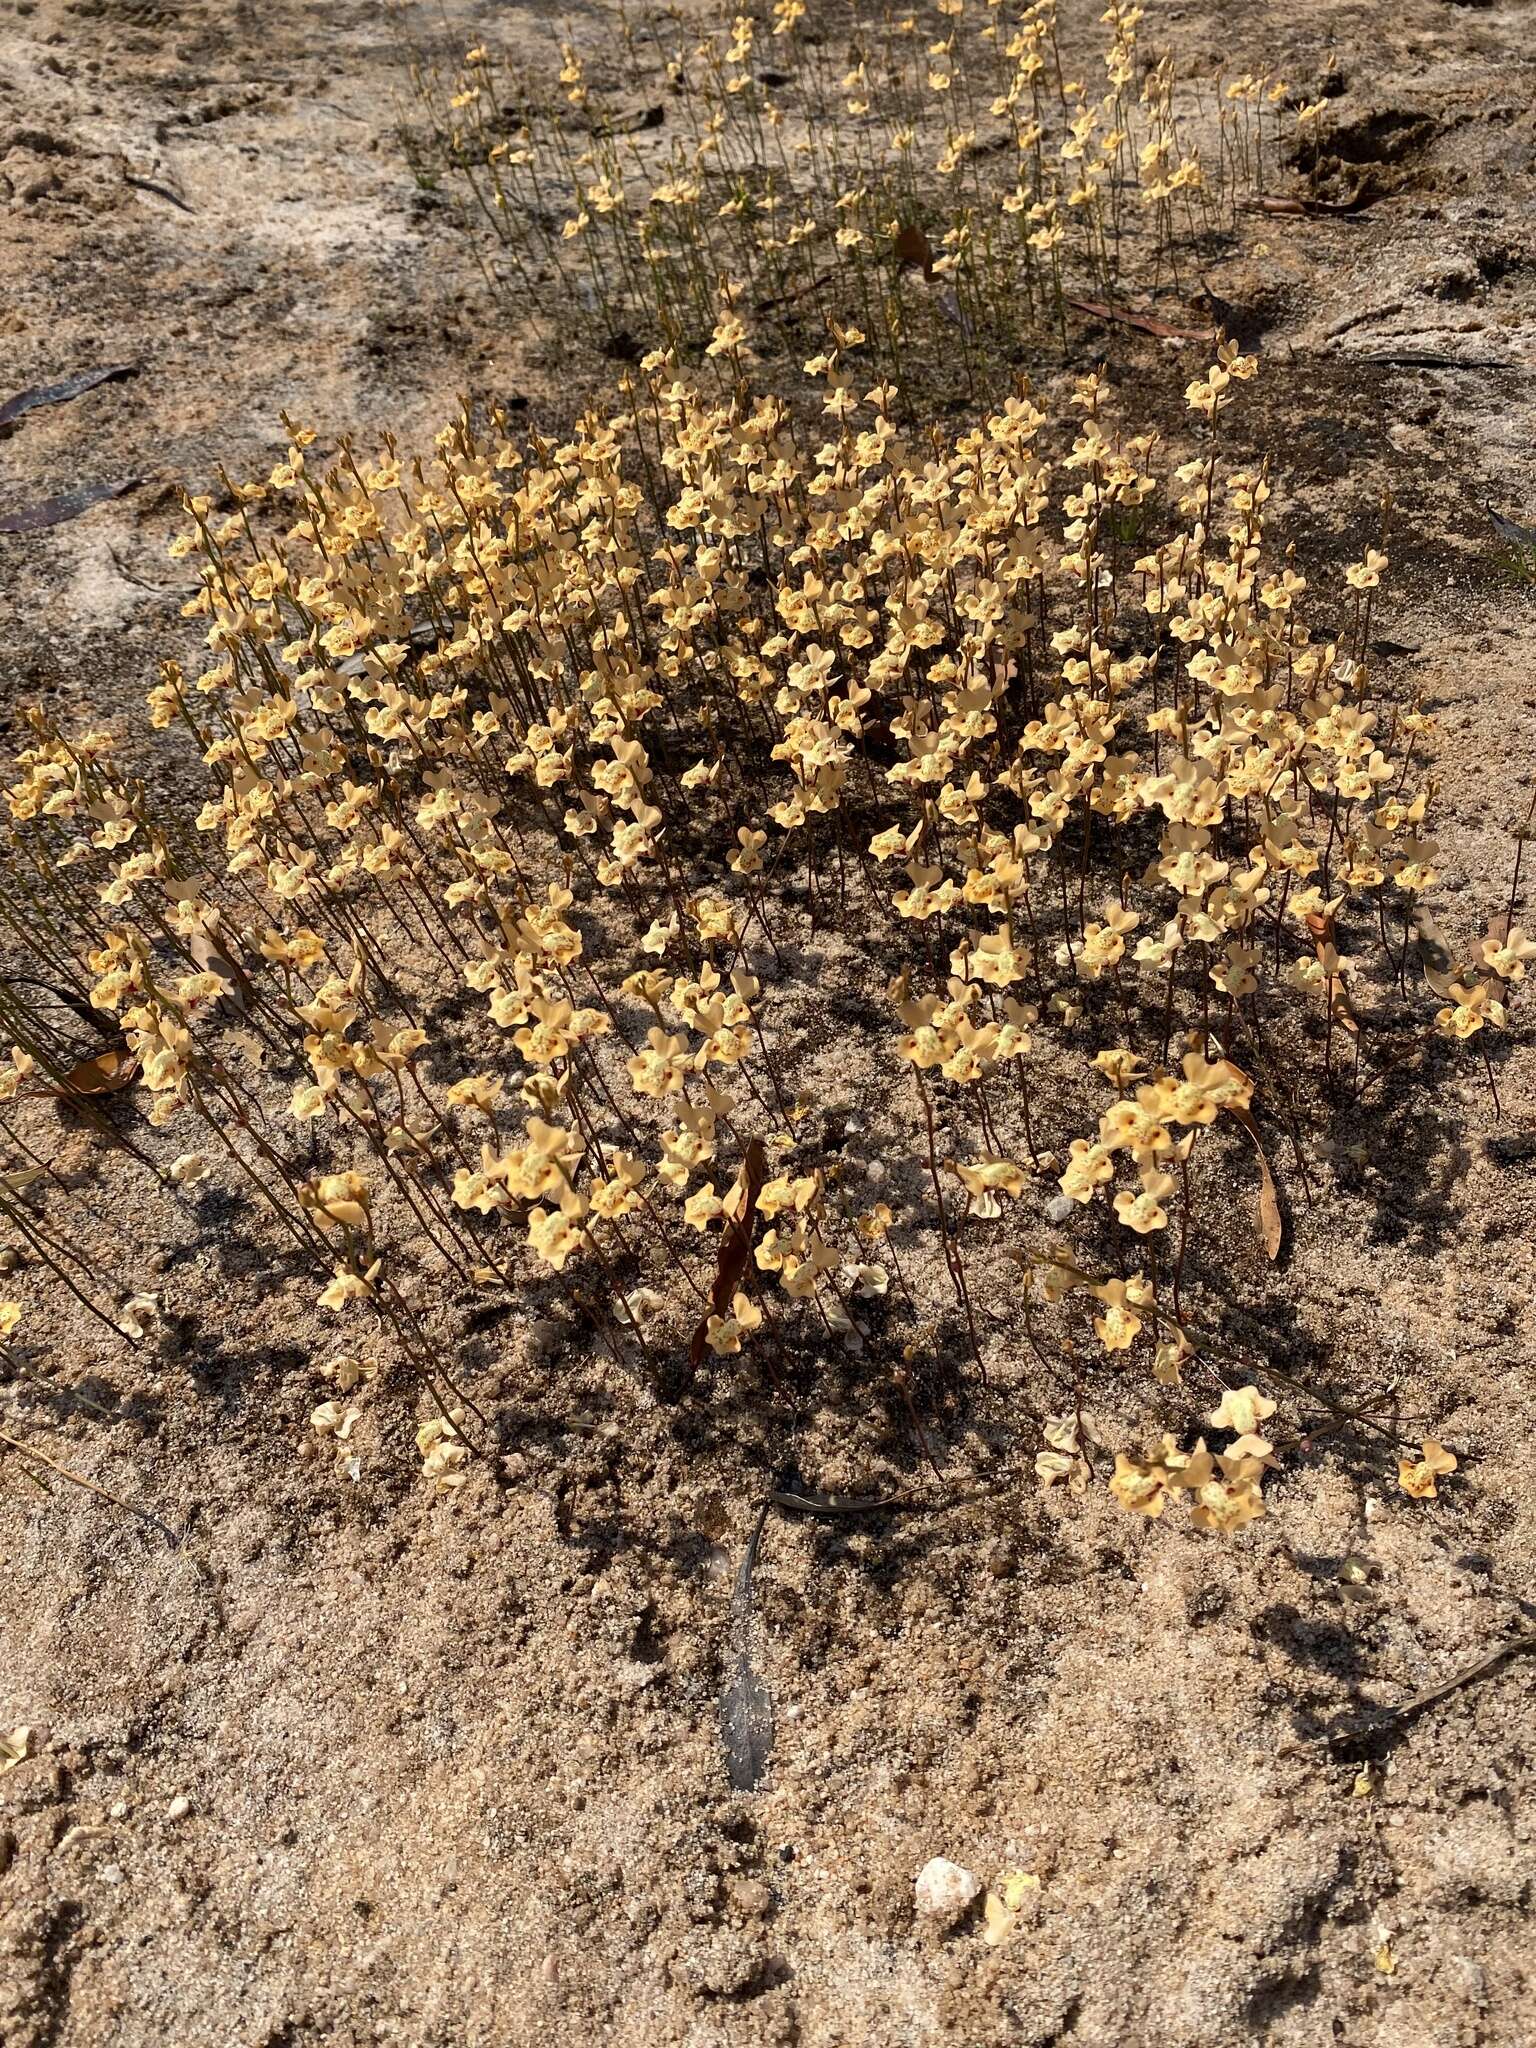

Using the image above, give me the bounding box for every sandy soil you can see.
[3,0,1536,2042]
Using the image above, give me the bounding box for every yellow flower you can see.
[417,1413,468,1493]
[1345,549,1388,591]
[305,1171,370,1231]
[1092,1277,1142,1352]
[1207,1385,1276,1436]
[1109,1451,1168,1517]
[527,1206,583,1272]
[1188,1469,1266,1535]
[1092,1048,1145,1090]
[1113,1167,1175,1234]
[1059,1138,1114,1205]
[627,1027,691,1098]
[318,1259,381,1312]
[704,1291,763,1356]
[1398,1439,1457,1499]
[688,1153,745,1224]
[952,1156,1027,1215]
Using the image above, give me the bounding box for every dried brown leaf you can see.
[894,223,936,280]
[1225,1104,1283,1260]
[721,1651,773,1791]
[59,1047,138,1097]
[0,365,138,433]
[1064,296,1215,341]
[721,1495,773,1791]
[690,1137,766,1369]
[189,924,249,1013]
[0,479,145,535]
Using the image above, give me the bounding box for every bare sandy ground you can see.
[2,0,1535,2041]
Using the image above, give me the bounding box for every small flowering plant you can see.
[0,340,1501,1529]
[400,0,1302,393]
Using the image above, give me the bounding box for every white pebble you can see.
[915,1856,980,1919]
[1044,1195,1075,1225]
[166,1794,192,1822]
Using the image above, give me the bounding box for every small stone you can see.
[0,1247,20,1272]
[538,1953,559,1984]
[166,1794,192,1822]
[727,1876,774,1918]
[108,1800,130,1819]
[1044,1195,1075,1225]
[1451,1955,1488,2009]
[0,1830,14,1875]
[100,1862,124,1885]
[915,1856,980,1921]
[526,1319,561,1361]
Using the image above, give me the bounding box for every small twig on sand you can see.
[0,1429,180,1548]
[1293,1629,1536,1756]
[1383,1631,1536,1726]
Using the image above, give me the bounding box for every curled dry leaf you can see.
[894,223,936,280]
[1224,1103,1282,1260]
[690,1136,766,1370]
[59,1046,138,1097]
[117,1292,159,1340]
[0,1726,34,1774]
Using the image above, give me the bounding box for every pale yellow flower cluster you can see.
[0,344,1503,1526]
[403,0,1297,375]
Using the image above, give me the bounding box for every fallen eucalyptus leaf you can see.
[1487,501,1536,553]
[690,1137,766,1370]
[1225,1103,1282,1260]
[124,173,194,213]
[894,222,935,280]
[1065,296,1215,341]
[0,478,145,535]
[0,364,138,432]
